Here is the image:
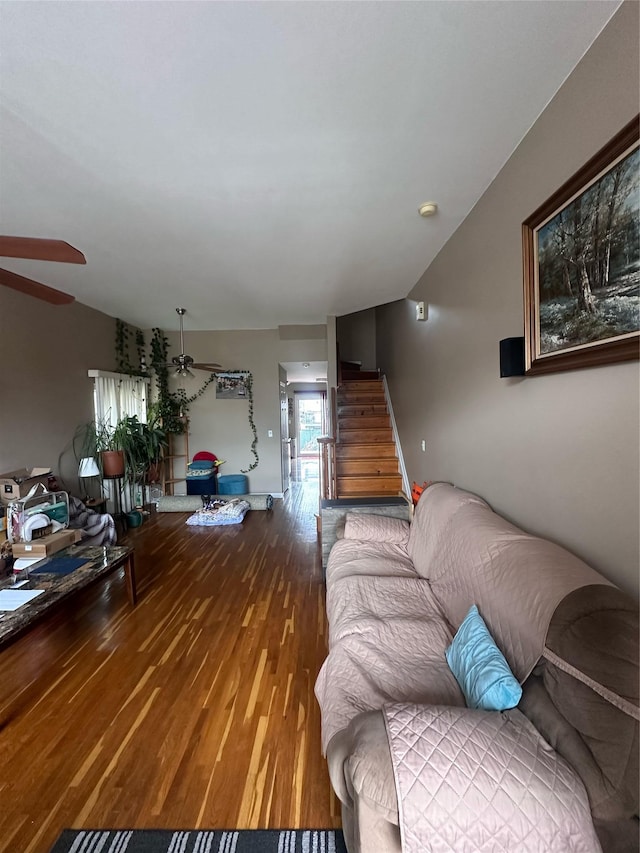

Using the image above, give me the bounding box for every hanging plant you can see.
[149,327,187,434]
[136,329,147,373]
[115,318,148,376]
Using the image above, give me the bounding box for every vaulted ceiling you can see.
[0,1,620,332]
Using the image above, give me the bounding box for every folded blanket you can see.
[186,467,215,479]
[68,495,117,546]
[186,500,250,526]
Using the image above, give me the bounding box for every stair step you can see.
[339,380,384,392]
[338,403,388,416]
[337,474,403,493]
[339,428,393,444]
[338,490,403,499]
[339,415,390,430]
[336,443,397,459]
[337,459,400,476]
[341,369,379,381]
[337,391,386,405]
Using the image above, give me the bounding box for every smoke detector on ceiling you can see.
[418,202,438,217]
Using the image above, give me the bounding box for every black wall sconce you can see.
[499,337,525,377]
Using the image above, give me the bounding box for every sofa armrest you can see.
[326,711,399,824]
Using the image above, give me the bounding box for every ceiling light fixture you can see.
[302,362,310,368]
[418,202,438,217]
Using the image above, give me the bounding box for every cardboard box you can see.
[11,528,81,558]
[0,468,52,503]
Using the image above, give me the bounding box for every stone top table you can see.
[0,543,136,648]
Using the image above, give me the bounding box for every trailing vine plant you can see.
[149,327,187,434]
[239,371,259,472]
[136,329,147,372]
[115,318,149,376]
[140,327,259,470]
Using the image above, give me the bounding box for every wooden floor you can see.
[0,478,339,853]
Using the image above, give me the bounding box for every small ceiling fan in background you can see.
[164,308,224,376]
[0,236,86,304]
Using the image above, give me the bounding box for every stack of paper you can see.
[0,589,45,611]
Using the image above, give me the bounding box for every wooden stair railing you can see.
[317,437,336,501]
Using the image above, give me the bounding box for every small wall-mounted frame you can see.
[522,115,639,375]
[216,371,250,399]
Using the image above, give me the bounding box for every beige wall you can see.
[376,3,640,597]
[164,327,327,494]
[0,285,325,500]
[337,308,377,369]
[0,286,115,492]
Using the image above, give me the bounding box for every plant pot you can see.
[125,510,143,528]
[101,450,125,478]
[147,462,162,484]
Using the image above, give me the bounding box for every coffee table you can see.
[0,543,136,648]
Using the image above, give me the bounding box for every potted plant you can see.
[76,414,167,523]
[99,420,129,478]
[77,416,129,479]
[143,404,168,485]
[117,414,167,514]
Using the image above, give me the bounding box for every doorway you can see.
[296,392,325,456]
[294,391,325,481]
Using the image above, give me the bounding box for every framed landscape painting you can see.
[523,115,639,374]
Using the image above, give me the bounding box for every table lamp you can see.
[78,457,101,501]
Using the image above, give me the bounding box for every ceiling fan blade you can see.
[0,236,86,264]
[0,267,75,305]
[160,361,223,372]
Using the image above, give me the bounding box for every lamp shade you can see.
[78,457,100,478]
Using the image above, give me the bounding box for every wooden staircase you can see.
[335,377,403,498]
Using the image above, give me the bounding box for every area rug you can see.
[50,828,347,853]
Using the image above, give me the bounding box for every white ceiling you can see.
[281,361,327,384]
[0,1,620,332]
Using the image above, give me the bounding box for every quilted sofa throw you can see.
[383,703,601,853]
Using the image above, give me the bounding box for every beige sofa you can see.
[315,483,638,852]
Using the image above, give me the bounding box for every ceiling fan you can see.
[0,236,86,305]
[165,308,224,376]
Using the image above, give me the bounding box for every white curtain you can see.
[91,371,148,426]
[89,371,150,513]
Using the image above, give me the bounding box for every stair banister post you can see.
[317,437,335,502]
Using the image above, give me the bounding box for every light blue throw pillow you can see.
[445,605,522,711]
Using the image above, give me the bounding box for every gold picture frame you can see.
[523,115,639,375]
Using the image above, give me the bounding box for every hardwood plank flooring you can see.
[0,481,338,853]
